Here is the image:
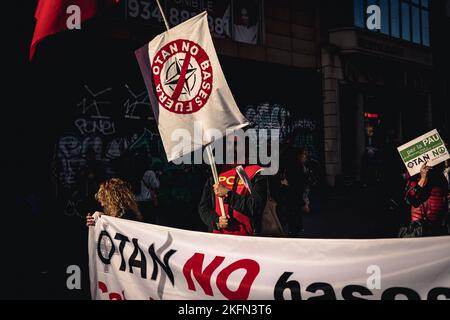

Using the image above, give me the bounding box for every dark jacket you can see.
[198,173,268,233]
[120,209,144,222]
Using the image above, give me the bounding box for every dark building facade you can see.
[25,0,325,220]
[319,0,449,186]
[23,0,450,211]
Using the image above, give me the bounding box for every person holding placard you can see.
[401,162,449,237]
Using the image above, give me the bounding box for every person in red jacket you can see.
[404,162,449,236]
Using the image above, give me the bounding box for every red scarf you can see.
[213,165,262,236]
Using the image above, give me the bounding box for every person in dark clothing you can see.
[130,154,160,224]
[276,147,316,237]
[198,163,267,236]
[77,148,106,214]
[361,124,381,186]
[86,178,143,226]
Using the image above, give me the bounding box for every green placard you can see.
[397,129,450,176]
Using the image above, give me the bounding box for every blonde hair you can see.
[95,178,142,220]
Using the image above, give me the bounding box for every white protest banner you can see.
[89,216,450,300]
[135,12,249,162]
[397,129,450,176]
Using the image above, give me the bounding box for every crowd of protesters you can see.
[83,136,322,238]
[81,130,449,239]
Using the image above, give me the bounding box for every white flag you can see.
[136,12,249,162]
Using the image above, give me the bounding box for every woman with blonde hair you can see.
[86,178,143,226]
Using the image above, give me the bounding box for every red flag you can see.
[29,0,119,60]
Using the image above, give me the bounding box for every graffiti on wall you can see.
[74,118,116,136]
[124,84,154,121]
[243,102,321,161]
[77,85,112,119]
[55,89,323,217]
[55,84,165,217]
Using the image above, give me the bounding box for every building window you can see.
[411,4,421,43]
[354,0,366,27]
[422,10,430,45]
[380,0,390,34]
[125,0,264,45]
[391,0,401,37]
[232,0,262,45]
[353,0,431,46]
[401,1,411,40]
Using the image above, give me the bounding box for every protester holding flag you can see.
[135,10,259,235]
[86,178,143,226]
[198,165,267,236]
[198,137,268,236]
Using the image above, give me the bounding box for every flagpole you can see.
[206,145,227,218]
[156,0,170,31]
[155,1,227,218]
